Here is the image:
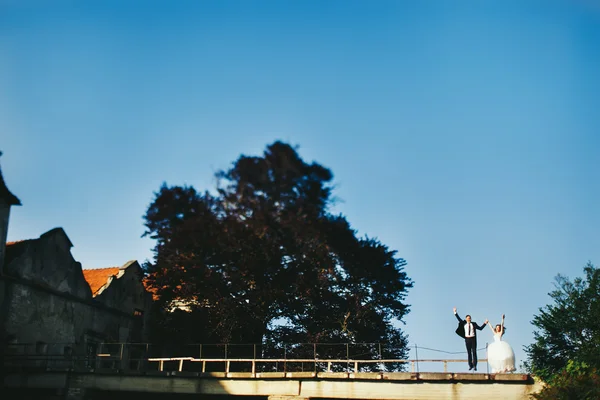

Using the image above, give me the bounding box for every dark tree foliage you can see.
[143,142,412,367]
[531,361,600,400]
[525,262,600,382]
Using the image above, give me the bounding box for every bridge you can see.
[2,342,543,400]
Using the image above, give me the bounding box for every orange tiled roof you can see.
[6,240,27,246]
[82,267,120,296]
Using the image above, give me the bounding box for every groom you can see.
[453,307,487,371]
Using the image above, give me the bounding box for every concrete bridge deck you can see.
[3,346,543,400]
[4,367,543,400]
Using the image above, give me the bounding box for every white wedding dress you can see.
[487,333,516,373]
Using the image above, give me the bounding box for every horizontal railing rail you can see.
[146,357,488,374]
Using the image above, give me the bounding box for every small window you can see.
[36,341,47,354]
[134,309,143,317]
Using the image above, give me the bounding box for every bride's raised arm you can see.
[500,314,505,336]
[487,320,496,333]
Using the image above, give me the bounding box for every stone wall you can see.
[2,278,137,345]
[0,201,10,342]
[1,228,150,346]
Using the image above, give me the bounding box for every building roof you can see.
[6,240,27,246]
[82,267,121,296]
[0,181,20,205]
[5,228,72,262]
[0,154,21,205]
[41,227,73,248]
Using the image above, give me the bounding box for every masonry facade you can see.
[0,155,152,354]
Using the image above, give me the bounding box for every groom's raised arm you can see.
[453,307,462,322]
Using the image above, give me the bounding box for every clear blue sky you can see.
[2,0,599,372]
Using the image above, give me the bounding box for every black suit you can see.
[454,312,485,369]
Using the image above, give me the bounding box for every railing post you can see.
[444,361,447,373]
[414,344,419,374]
[346,343,349,372]
[252,344,256,375]
[96,343,102,370]
[486,342,489,374]
[284,344,287,373]
[144,343,149,371]
[119,343,124,370]
[313,343,317,372]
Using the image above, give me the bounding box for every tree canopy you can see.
[143,141,412,364]
[531,360,600,400]
[525,262,600,382]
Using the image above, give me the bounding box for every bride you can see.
[486,314,516,373]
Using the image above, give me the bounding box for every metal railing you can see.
[1,342,488,374]
[146,356,486,374]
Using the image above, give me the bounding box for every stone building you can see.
[0,154,152,354]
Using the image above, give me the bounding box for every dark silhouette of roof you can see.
[0,151,21,206]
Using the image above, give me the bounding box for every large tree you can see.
[525,262,600,381]
[143,142,412,366]
[531,361,600,400]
